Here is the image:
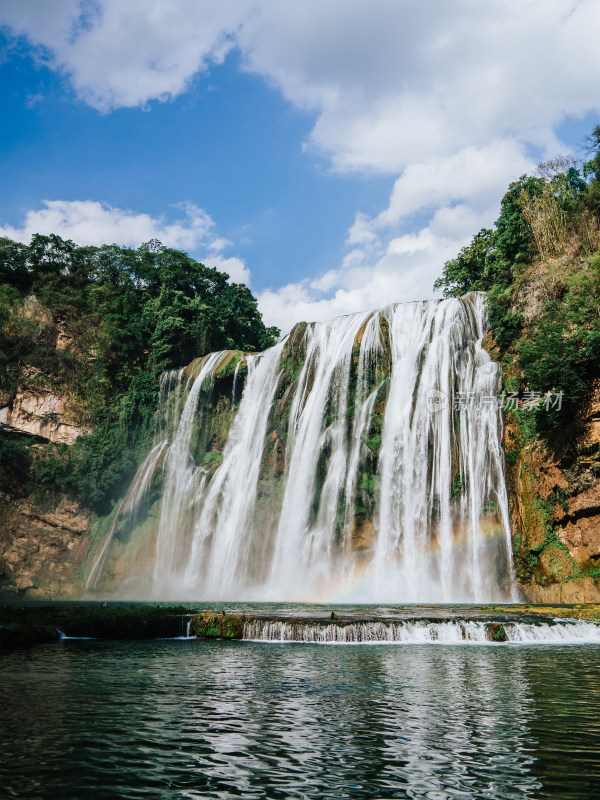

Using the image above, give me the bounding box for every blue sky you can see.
[1,44,392,289]
[1,1,599,331]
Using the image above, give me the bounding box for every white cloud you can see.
[374,140,535,229]
[204,254,250,285]
[0,0,81,46]
[258,202,496,333]
[238,0,600,173]
[2,1,599,329]
[0,0,250,111]
[0,200,206,248]
[0,199,250,284]
[2,2,598,162]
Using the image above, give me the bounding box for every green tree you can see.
[0,233,280,510]
[434,228,495,297]
[584,124,600,211]
[432,125,600,440]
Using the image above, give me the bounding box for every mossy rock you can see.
[539,544,576,582]
[220,615,244,639]
[191,612,244,639]
[486,623,507,642]
[191,613,221,637]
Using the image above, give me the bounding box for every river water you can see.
[2,637,600,798]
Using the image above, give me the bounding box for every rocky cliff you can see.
[0,361,95,597]
[0,384,91,444]
[0,378,93,597]
[488,247,600,603]
[503,386,600,603]
[0,489,90,596]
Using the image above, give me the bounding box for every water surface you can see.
[1,639,599,799]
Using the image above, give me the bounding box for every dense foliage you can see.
[0,236,279,508]
[434,125,600,443]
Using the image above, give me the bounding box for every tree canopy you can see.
[0,235,279,508]
[433,125,600,443]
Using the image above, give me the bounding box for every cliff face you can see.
[0,385,91,444]
[0,376,94,597]
[493,250,600,603]
[504,416,600,603]
[0,489,90,596]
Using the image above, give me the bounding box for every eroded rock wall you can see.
[0,489,91,597]
[504,385,600,603]
[0,385,91,444]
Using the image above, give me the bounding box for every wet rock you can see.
[0,490,91,599]
[191,612,245,639]
[525,576,600,604]
[15,575,34,592]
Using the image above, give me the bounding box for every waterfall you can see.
[85,439,168,591]
[153,350,232,586]
[88,293,514,602]
[242,618,600,644]
[180,341,285,594]
[374,293,511,601]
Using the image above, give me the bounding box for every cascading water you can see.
[86,439,168,591]
[242,618,600,644]
[153,350,233,586]
[87,293,514,602]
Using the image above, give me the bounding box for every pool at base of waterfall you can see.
[2,634,600,799]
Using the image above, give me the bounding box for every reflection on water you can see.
[1,640,600,799]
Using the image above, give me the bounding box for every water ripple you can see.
[2,640,600,798]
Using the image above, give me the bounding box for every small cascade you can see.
[242,618,600,644]
[88,293,516,603]
[86,439,168,591]
[86,365,185,592]
[153,350,233,585]
[175,617,195,639]
[182,341,286,595]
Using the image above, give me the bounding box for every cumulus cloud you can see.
[0,199,251,284]
[203,254,250,285]
[239,0,600,173]
[2,1,599,329]
[2,2,598,163]
[373,140,535,229]
[0,0,250,111]
[258,202,497,333]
